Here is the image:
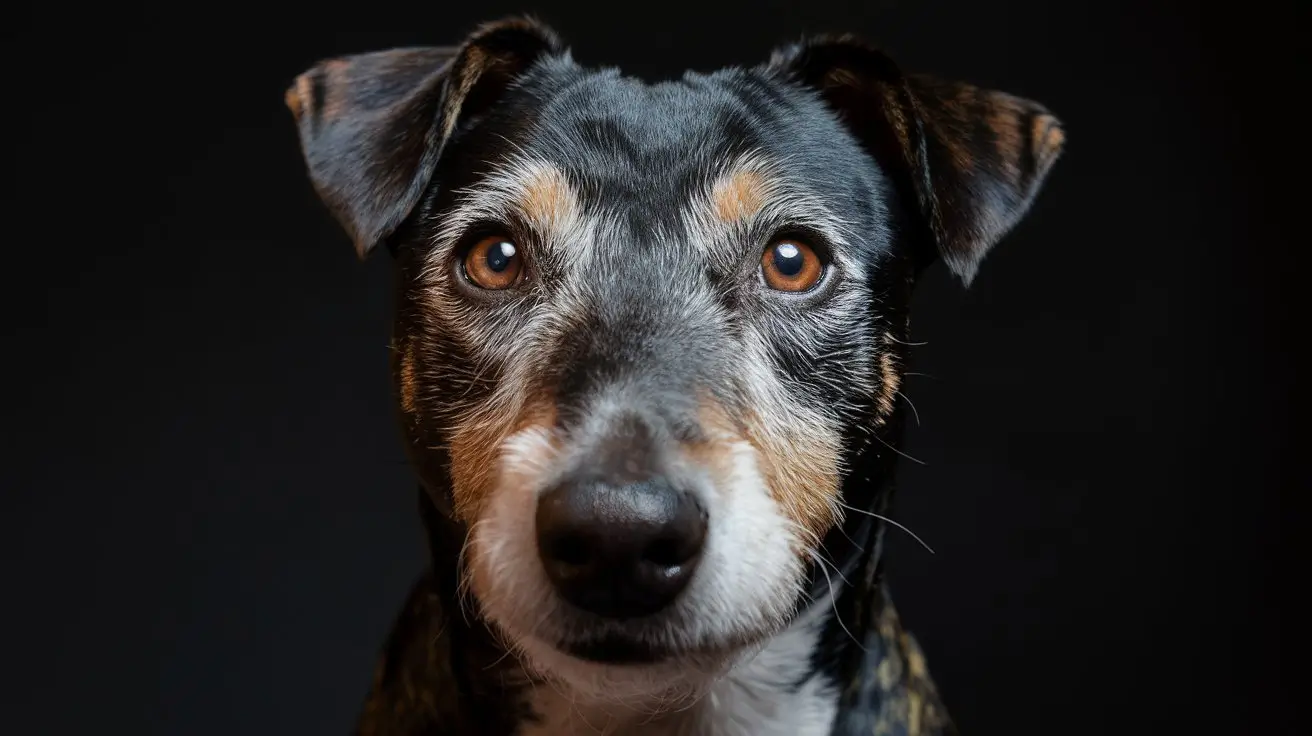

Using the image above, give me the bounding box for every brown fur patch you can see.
[446,395,557,522]
[689,397,841,550]
[875,335,902,424]
[284,79,305,118]
[711,168,770,224]
[398,339,419,416]
[516,164,575,229]
[744,411,842,547]
[1034,113,1065,163]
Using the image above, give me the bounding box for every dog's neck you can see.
[352,486,956,736]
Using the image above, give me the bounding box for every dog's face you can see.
[288,18,1062,704]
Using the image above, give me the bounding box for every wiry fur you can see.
[285,15,1064,735]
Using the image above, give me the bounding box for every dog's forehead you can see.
[526,67,775,164]
[500,61,881,221]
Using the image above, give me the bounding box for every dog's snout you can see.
[535,474,707,619]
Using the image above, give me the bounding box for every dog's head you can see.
[288,17,1062,705]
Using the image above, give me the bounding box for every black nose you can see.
[535,476,708,619]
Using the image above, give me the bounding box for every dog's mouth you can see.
[556,633,674,665]
[526,604,786,668]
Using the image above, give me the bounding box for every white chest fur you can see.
[514,602,839,736]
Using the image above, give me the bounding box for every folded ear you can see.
[285,17,565,259]
[767,36,1065,285]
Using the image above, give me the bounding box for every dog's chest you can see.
[514,610,839,736]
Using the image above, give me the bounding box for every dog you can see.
[286,16,1063,735]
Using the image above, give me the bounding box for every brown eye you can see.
[761,239,823,292]
[463,235,523,290]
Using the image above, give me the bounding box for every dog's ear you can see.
[768,36,1064,285]
[285,17,565,259]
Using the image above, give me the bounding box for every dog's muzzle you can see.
[533,414,709,619]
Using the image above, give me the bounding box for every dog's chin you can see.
[512,628,761,707]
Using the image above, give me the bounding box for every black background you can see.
[3,1,1299,734]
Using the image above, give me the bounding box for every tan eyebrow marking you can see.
[710,167,772,224]
[515,162,577,230]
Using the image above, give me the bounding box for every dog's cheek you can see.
[742,410,843,550]
[446,396,557,523]
[390,325,461,493]
[403,281,547,522]
[448,424,508,523]
[696,396,842,553]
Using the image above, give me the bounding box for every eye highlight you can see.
[761,238,823,292]
[463,235,524,290]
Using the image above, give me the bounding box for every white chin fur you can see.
[468,426,808,707]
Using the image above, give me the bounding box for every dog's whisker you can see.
[895,389,922,427]
[836,501,935,555]
[833,515,862,552]
[871,431,927,466]
[807,549,867,653]
[815,542,855,588]
[884,334,929,346]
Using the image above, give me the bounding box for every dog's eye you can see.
[761,238,823,292]
[463,235,523,290]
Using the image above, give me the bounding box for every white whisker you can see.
[885,334,929,346]
[807,549,866,653]
[836,501,935,555]
[896,389,921,427]
[872,431,927,466]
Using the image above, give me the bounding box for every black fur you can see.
[287,15,1063,735]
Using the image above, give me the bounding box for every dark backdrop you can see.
[3,1,1298,734]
